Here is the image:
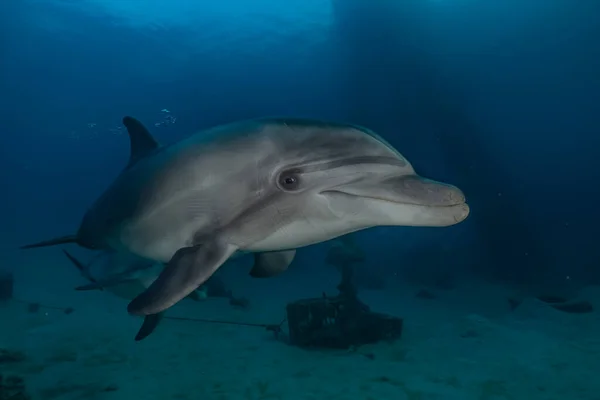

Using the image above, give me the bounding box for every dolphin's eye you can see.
[278,173,301,191]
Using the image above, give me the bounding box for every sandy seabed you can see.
[2,257,600,400]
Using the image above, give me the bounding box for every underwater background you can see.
[1,0,599,399]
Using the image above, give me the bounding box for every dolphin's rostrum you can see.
[22,116,469,317]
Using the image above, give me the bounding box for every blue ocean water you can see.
[1,0,599,399]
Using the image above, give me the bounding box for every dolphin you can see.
[62,249,203,340]
[22,116,469,317]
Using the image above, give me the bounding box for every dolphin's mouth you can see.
[321,189,470,226]
[321,175,467,208]
[322,190,468,208]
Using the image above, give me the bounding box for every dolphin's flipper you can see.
[122,116,160,168]
[62,250,100,288]
[134,312,164,341]
[21,235,78,249]
[249,250,296,278]
[127,241,237,315]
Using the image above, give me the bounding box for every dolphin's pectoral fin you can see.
[134,312,164,341]
[122,116,160,168]
[127,240,237,316]
[250,250,296,278]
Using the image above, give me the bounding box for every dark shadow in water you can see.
[330,0,557,288]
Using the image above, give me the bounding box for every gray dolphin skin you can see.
[22,116,469,317]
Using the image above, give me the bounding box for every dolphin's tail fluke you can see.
[20,235,78,249]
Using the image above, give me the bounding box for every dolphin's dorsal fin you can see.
[122,116,159,168]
